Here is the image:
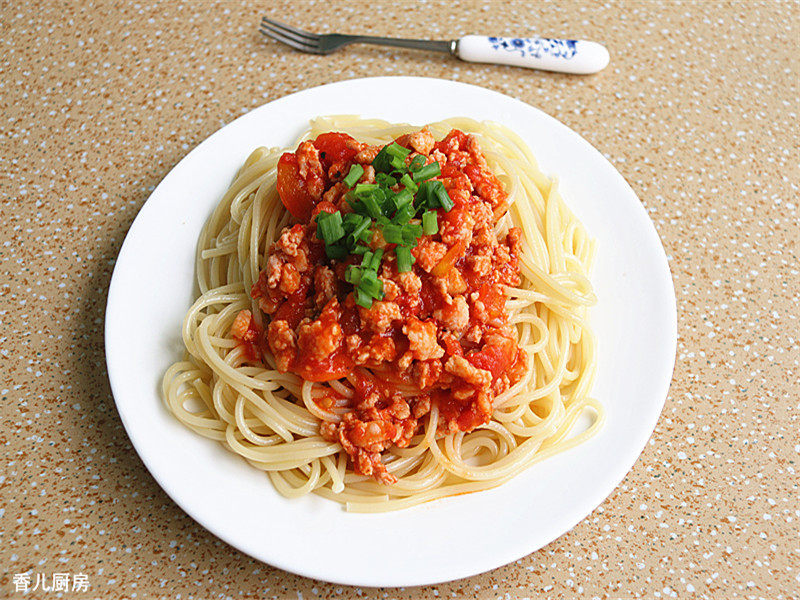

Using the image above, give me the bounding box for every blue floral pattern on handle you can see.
[488,36,578,60]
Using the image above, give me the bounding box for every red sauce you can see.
[233,128,527,484]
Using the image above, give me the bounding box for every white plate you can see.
[105,77,677,587]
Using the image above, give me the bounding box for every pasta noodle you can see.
[162,116,603,512]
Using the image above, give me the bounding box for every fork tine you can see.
[261,17,319,41]
[258,27,320,54]
[260,21,321,49]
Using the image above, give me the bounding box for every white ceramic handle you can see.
[456,35,609,74]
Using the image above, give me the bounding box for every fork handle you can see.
[455,35,609,74]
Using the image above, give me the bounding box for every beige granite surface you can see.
[2,1,799,598]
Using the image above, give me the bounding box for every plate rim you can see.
[105,75,678,587]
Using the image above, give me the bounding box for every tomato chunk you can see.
[276,153,315,221]
[312,132,359,167]
[466,341,515,378]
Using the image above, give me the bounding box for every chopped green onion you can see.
[381,223,404,245]
[392,188,414,211]
[342,163,364,188]
[361,250,374,269]
[356,287,373,308]
[352,244,369,255]
[359,269,382,297]
[396,245,414,272]
[376,172,397,187]
[373,142,411,173]
[316,211,345,243]
[434,184,454,211]
[400,173,418,193]
[422,209,439,234]
[418,180,453,211]
[394,204,415,224]
[412,161,441,182]
[345,265,362,285]
[371,146,393,173]
[390,154,406,170]
[351,217,371,243]
[416,180,436,208]
[409,155,426,172]
[402,223,423,246]
[386,143,411,160]
[353,183,379,197]
[361,194,384,219]
[343,212,365,228]
[370,247,384,271]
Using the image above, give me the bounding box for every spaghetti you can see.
[162,116,603,512]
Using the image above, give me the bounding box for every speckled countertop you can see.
[2,1,798,598]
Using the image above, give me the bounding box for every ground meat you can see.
[296,299,343,361]
[404,317,445,361]
[440,210,475,247]
[380,276,401,301]
[352,335,396,365]
[414,238,448,272]
[444,355,492,388]
[411,394,432,419]
[279,263,300,294]
[322,181,346,206]
[406,128,435,155]
[434,295,469,333]
[467,245,494,278]
[465,324,484,344]
[313,266,336,309]
[396,271,422,295]
[359,300,402,334]
[413,359,443,389]
[267,319,296,371]
[353,145,381,164]
[230,310,256,341]
[296,141,325,199]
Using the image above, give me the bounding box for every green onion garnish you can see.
[370,248,384,271]
[342,163,364,188]
[361,194,384,219]
[372,142,409,173]
[353,183,379,197]
[359,269,382,297]
[386,143,411,160]
[390,154,406,170]
[316,211,345,244]
[361,250,374,268]
[317,138,458,288]
[345,265,362,285]
[394,204,415,224]
[418,180,453,210]
[396,245,414,272]
[400,173,418,193]
[356,287,373,308]
[434,184,454,211]
[409,155,426,172]
[412,161,441,182]
[381,223,404,245]
[392,188,413,211]
[402,223,423,246]
[351,218,371,244]
[376,172,397,187]
[422,210,439,235]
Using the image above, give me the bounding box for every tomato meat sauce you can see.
[232,129,527,484]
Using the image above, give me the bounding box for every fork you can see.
[259,18,609,75]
